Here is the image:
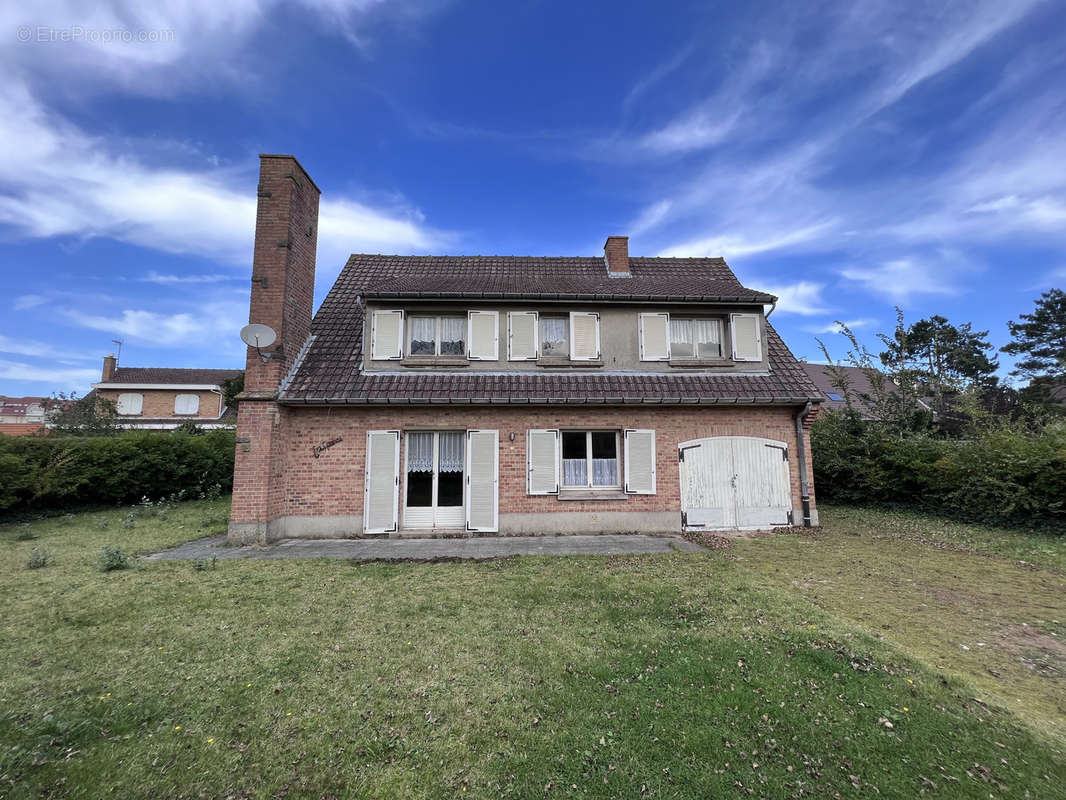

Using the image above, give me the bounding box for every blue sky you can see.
[2,0,1065,396]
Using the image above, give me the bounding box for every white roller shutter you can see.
[174,394,200,415]
[730,313,762,362]
[468,311,499,360]
[526,429,559,494]
[117,393,143,415]
[569,312,600,360]
[624,429,656,494]
[466,429,499,532]
[638,313,670,361]
[508,311,539,360]
[363,430,400,533]
[371,310,404,360]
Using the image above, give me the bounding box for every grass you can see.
[0,499,1063,798]
[733,504,1066,748]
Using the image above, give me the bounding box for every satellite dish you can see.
[240,323,277,348]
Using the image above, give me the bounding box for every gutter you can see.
[277,395,822,406]
[359,291,777,305]
[793,401,813,527]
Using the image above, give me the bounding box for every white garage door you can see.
[679,436,792,530]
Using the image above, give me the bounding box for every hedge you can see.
[811,413,1066,528]
[0,430,235,512]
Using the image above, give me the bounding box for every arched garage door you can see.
[679,436,792,530]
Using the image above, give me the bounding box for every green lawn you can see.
[1,500,1064,798]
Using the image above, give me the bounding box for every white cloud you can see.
[806,318,875,334]
[0,358,100,391]
[656,221,836,259]
[0,334,91,360]
[141,272,234,285]
[752,280,829,316]
[13,294,47,310]
[840,258,958,302]
[637,109,741,155]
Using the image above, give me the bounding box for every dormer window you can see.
[540,315,569,357]
[670,318,723,360]
[409,315,466,357]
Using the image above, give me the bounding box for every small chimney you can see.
[102,354,117,382]
[604,235,630,276]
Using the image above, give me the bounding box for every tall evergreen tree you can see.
[1002,288,1066,379]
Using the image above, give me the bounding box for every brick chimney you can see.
[244,154,321,395]
[604,235,630,276]
[101,354,116,382]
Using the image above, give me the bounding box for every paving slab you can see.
[145,534,705,562]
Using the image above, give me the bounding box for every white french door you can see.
[403,431,465,528]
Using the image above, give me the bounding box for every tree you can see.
[221,372,244,410]
[44,392,119,436]
[878,313,998,409]
[1002,288,1066,380]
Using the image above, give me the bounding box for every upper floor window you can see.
[174,394,200,415]
[670,318,723,360]
[540,315,568,357]
[409,315,465,356]
[117,393,143,415]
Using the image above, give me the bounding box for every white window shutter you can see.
[526,429,559,494]
[371,310,404,360]
[508,311,538,360]
[466,429,499,531]
[117,393,143,415]
[569,312,600,360]
[624,429,656,494]
[174,394,200,415]
[639,313,670,361]
[363,430,400,533]
[468,311,499,360]
[730,313,762,362]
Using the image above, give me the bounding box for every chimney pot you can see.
[604,235,630,275]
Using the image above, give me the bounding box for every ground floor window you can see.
[561,430,619,488]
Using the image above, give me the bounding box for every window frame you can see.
[560,429,621,490]
[174,393,200,416]
[406,314,467,357]
[668,315,726,361]
[538,313,570,359]
[117,393,143,416]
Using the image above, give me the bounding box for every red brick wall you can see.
[230,405,816,528]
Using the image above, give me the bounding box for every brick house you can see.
[0,396,48,436]
[229,155,823,543]
[91,358,241,430]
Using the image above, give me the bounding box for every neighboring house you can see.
[230,155,823,543]
[91,357,241,430]
[801,362,935,419]
[0,396,47,436]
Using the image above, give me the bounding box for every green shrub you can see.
[812,413,1066,528]
[97,546,130,572]
[0,430,235,513]
[26,547,54,570]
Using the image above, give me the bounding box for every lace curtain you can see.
[439,317,465,355]
[670,318,721,358]
[410,317,437,355]
[540,316,568,356]
[407,432,464,473]
[407,432,434,472]
[438,431,464,472]
[563,458,617,486]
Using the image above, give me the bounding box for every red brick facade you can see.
[230,404,818,541]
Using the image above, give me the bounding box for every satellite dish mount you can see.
[240,323,280,363]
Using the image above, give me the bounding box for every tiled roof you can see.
[281,254,821,405]
[339,254,776,302]
[801,363,900,415]
[105,367,242,386]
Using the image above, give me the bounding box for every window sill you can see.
[557,490,628,501]
[401,357,470,368]
[538,359,604,369]
[668,359,731,368]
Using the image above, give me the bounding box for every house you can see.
[229,155,823,543]
[801,362,935,419]
[91,358,241,430]
[0,396,47,436]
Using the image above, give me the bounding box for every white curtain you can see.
[592,458,617,486]
[407,432,434,472]
[410,317,437,355]
[438,432,464,472]
[563,459,586,485]
[540,317,568,355]
[440,317,465,355]
[669,318,693,357]
[693,319,721,358]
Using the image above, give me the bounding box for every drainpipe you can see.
[765,299,778,320]
[793,401,813,527]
